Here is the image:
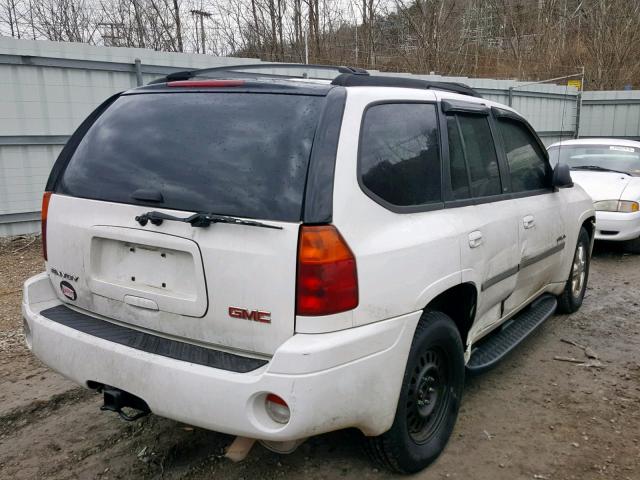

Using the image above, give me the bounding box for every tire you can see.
[623,236,640,254]
[557,226,591,314]
[365,311,465,474]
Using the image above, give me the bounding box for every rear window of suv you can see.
[57,92,325,222]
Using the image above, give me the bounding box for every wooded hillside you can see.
[2,0,639,89]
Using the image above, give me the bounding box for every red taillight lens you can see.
[266,393,287,406]
[167,79,245,88]
[265,394,290,424]
[41,191,52,261]
[296,225,358,316]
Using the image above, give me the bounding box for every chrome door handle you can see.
[523,215,535,229]
[468,231,483,248]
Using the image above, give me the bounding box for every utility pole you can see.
[355,24,358,66]
[174,0,183,52]
[9,0,20,38]
[28,0,36,39]
[7,0,15,37]
[132,0,145,47]
[191,9,211,54]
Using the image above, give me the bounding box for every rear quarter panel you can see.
[298,88,465,332]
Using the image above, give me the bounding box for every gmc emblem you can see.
[228,307,271,324]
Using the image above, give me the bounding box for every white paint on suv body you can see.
[45,194,298,357]
[23,84,594,441]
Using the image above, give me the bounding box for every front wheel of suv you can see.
[557,226,591,314]
[365,311,464,474]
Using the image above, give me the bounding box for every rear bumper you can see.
[23,273,420,441]
[595,211,640,241]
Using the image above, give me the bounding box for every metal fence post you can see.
[134,58,143,86]
[508,86,513,107]
[574,91,582,139]
[574,67,585,139]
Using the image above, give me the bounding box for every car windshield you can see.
[547,144,640,176]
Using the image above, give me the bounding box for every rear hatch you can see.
[45,88,327,356]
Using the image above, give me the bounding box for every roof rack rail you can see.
[147,63,480,98]
[149,63,369,84]
[331,73,481,98]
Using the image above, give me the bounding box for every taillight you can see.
[41,192,52,261]
[296,225,358,316]
[167,79,245,88]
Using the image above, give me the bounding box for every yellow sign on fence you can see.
[568,79,582,90]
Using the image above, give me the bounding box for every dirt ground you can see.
[1,236,638,480]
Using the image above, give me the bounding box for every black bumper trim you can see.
[40,304,268,373]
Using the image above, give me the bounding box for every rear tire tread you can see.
[365,434,403,472]
[364,311,464,474]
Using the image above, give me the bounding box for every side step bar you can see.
[467,294,557,375]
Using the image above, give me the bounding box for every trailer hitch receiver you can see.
[100,385,151,422]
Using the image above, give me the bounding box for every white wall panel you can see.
[1,37,638,235]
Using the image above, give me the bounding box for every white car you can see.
[22,64,594,473]
[548,138,640,252]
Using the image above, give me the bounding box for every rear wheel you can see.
[557,227,591,314]
[365,311,464,474]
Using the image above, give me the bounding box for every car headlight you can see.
[593,200,618,212]
[593,200,639,212]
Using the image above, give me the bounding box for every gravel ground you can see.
[0,236,638,480]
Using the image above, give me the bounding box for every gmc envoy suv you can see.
[22,65,595,473]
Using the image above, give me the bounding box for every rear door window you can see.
[496,118,551,192]
[456,114,502,197]
[57,92,325,222]
[445,115,472,200]
[359,103,441,207]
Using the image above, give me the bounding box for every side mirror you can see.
[552,163,573,189]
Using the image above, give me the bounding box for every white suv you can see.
[22,65,595,473]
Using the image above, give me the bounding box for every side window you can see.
[445,115,471,200]
[457,114,502,197]
[496,118,551,192]
[359,103,441,207]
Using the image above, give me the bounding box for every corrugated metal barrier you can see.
[1,37,638,235]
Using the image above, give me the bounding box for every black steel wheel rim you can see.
[406,347,450,444]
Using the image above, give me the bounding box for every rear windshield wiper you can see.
[135,211,283,230]
[572,165,630,176]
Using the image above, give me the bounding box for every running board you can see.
[467,294,557,375]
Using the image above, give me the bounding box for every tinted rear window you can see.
[57,92,325,221]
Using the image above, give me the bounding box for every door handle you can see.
[523,215,535,229]
[468,231,483,248]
